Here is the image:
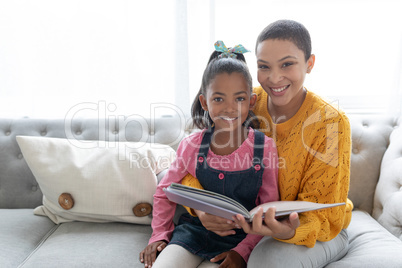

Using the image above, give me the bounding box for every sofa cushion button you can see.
[132,203,152,217]
[41,131,47,136]
[32,185,38,191]
[353,148,359,154]
[58,193,74,210]
[5,131,11,136]
[18,154,23,159]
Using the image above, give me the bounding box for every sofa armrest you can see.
[373,115,402,240]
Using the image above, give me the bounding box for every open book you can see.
[164,183,345,222]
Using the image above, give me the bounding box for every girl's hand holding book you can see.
[194,209,241,237]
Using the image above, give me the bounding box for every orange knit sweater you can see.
[253,86,353,247]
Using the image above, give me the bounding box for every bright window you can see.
[1,0,401,118]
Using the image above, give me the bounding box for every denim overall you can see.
[169,128,265,261]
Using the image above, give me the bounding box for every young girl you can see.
[139,41,279,268]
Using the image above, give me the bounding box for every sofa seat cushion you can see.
[19,221,152,268]
[327,210,402,267]
[0,209,56,268]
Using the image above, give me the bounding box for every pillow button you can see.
[132,203,152,217]
[58,193,74,210]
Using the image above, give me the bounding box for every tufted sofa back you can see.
[0,114,401,239]
[0,116,188,209]
[348,115,397,213]
[372,116,402,240]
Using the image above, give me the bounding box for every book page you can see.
[249,201,345,219]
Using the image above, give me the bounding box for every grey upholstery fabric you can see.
[19,222,152,268]
[348,115,396,214]
[373,116,402,240]
[327,210,402,268]
[0,209,56,267]
[2,115,402,267]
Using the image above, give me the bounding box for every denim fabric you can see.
[169,128,265,261]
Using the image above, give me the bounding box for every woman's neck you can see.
[268,88,307,124]
[210,126,248,156]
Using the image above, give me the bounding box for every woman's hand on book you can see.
[194,209,240,236]
[234,207,300,240]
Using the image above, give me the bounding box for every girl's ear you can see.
[306,54,315,74]
[249,93,257,110]
[199,94,208,111]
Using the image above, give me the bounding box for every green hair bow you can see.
[214,40,250,59]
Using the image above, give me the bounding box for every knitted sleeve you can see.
[276,108,352,247]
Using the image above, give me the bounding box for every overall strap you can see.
[197,127,214,158]
[252,130,265,167]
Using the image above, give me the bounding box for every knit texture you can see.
[253,86,353,247]
[181,173,203,216]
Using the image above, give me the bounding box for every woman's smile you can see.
[269,85,290,95]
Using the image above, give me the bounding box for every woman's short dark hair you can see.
[256,19,312,62]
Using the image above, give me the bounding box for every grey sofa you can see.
[1,114,402,268]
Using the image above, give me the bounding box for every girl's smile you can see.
[219,116,239,122]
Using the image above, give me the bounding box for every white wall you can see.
[1,0,401,118]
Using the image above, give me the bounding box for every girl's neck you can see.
[268,87,307,124]
[210,126,248,156]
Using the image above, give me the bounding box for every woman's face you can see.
[256,39,314,110]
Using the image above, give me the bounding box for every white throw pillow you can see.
[16,136,176,224]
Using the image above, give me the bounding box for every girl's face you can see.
[199,72,256,132]
[256,39,315,110]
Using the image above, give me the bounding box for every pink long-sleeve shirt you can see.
[149,128,279,262]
